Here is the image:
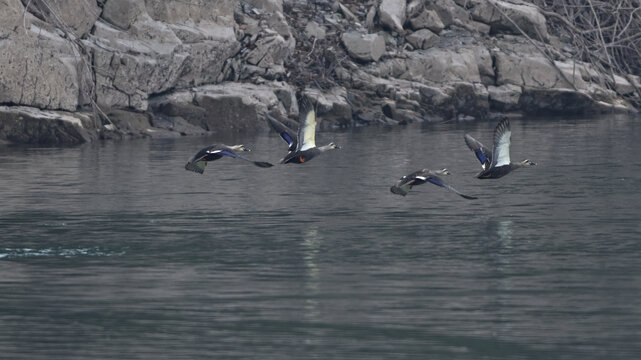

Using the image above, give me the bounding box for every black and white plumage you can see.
[464,118,536,179]
[266,103,340,164]
[390,168,477,199]
[185,144,273,174]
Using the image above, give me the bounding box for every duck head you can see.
[320,142,341,151]
[521,159,536,166]
[231,144,251,152]
[434,168,451,176]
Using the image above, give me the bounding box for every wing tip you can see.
[185,161,205,174]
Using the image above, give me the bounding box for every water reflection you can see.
[302,225,322,321]
[484,220,515,340]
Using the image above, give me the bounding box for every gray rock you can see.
[488,84,522,110]
[106,109,153,136]
[0,0,23,38]
[244,0,283,12]
[302,87,352,127]
[365,4,377,31]
[379,0,407,33]
[406,29,439,50]
[519,88,597,114]
[470,45,494,85]
[409,10,445,34]
[0,30,86,111]
[494,51,580,90]
[338,3,358,22]
[101,0,145,29]
[305,21,326,40]
[0,106,95,145]
[403,48,481,83]
[469,0,549,42]
[341,32,386,62]
[24,0,101,38]
[244,33,290,68]
[612,74,635,95]
[150,82,291,132]
[425,0,469,27]
[406,0,424,19]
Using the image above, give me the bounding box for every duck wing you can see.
[424,174,478,200]
[215,148,273,168]
[490,118,512,167]
[464,134,492,170]
[185,160,207,174]
[185,145,272,173]
[185,144,227,174]
[297,102,317,151]
[266,114,297,152]
[390,169,424,196]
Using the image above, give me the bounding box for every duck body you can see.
[475,164,518,179]
[390,168,477,199]
[185,144,273,174]
[282,148,321,164]
[266,102,340,165]
[464,118,536,179]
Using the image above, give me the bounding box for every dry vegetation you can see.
[533,0,641,105]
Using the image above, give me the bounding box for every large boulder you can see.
[244,0,283,12]
[302,87,352,127]
[488,84,522,110]
[150,82,294,133]
[403,48,481,83]
[101,0,146,29]
[0,0,23,37]
[0,29,87,111]
[468,0,549,42]
[23,0,100,38]
[425,0,469,27]
[341,32,386,62]
[406,29,439,50]
[89,0,240,111]
[379,0,407,33]
[89,18,187,111]
[0,106,96,145]
[409,9,445,33]
[494,51,583,90]
[244,31,290,68]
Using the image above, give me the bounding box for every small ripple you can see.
[0,247,126,259]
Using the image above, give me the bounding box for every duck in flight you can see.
[185,144,273,174]
[390,168,477,199]
[266,103,340,164]
[464,118,536,179]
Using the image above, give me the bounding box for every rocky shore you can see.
[0,0,638,145]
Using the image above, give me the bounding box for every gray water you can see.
[1,115,640,359]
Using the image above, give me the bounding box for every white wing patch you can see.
[493,128,511,166]
[299,109,317,151]
[415,176,427,181]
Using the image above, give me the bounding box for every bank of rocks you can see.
[0,0,637,145]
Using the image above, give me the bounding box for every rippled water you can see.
[1,115,640,359]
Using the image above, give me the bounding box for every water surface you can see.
[1,115,640,359]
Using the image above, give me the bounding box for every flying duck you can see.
[464,118,536,179]
[266,103,340,164]
[185,144,273,174]
[390,168,477,199]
